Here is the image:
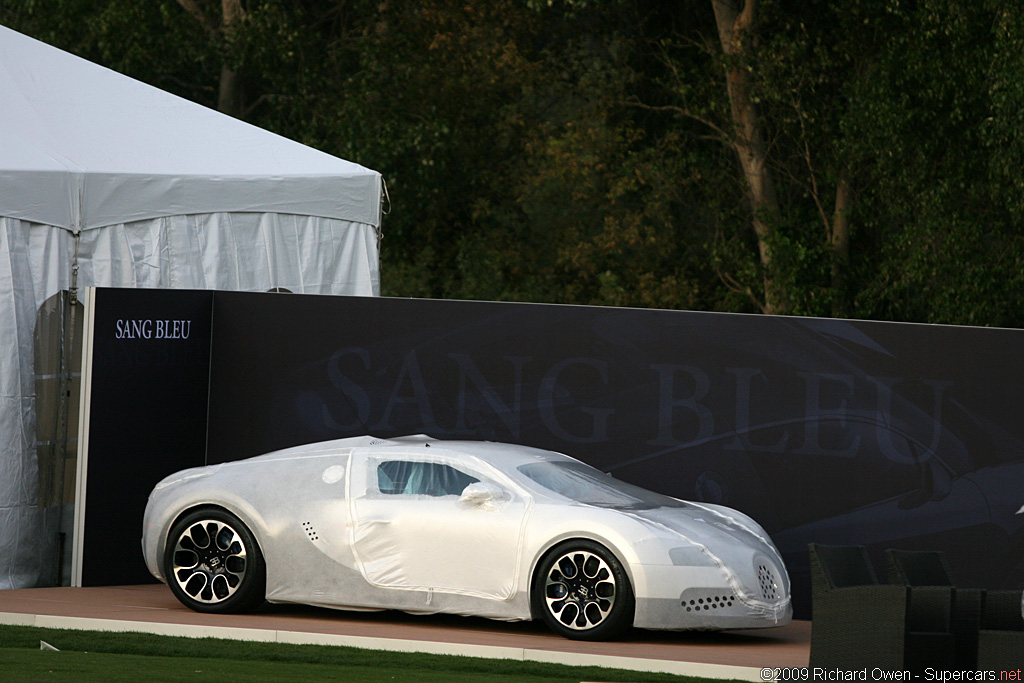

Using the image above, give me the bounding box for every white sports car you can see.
[142,435,791,640]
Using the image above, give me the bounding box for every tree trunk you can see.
[830,173,852,317]
[711,0,784,314]
[176,0,245,116]
[218,64,243,117]
[217,0,245,117]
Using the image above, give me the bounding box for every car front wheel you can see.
[532,540,634,640]
[164,508,265,614]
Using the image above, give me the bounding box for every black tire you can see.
[164,508,266,614]
[532,539,634,641]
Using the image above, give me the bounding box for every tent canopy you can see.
[0,24,381,231]
[0,25,383,590]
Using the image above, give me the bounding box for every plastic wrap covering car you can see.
[142,435,791,639]
[349,447,531,603]
[513,459,790,630]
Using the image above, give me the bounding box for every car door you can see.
[348,448,531,601]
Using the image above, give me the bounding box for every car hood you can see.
[622,504,791,619]
[629,505,779,558]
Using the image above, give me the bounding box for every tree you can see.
[6,0,1024,326]
[710,0,782,314]
[174,0,245,116]
[639,0,1024,325]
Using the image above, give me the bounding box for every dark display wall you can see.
[80,288,213,586]
[81,288,1024,617]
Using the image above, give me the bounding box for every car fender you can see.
[144,482,270,583]
[522,506,664,599]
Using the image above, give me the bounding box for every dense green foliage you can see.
[4,0,1022,325]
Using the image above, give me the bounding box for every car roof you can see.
[244,434,576,471]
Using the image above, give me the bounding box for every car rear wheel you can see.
[532,540,634,640]
[164,508,265,614]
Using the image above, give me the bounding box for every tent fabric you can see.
[0,25,381,231]
[75,213,379,293]
[0,25,384,589]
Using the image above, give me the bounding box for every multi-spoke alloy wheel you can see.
[544,550,615,629]
[164,509,265,614]
[533,540,633,640]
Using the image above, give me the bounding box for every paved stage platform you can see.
[0,584,809,680]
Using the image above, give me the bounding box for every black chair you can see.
[887,549,957,587]
[977,589,1024,669]
[887,549,982,668]
[887,548,1024,669]
[810,544,955,670]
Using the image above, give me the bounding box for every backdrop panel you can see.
[78,289,1024,617]
[78,288,213,586]
[206,294,1024,617]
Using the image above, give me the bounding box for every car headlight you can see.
[669,545,719,567]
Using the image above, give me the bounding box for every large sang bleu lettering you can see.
[322,347,953,462]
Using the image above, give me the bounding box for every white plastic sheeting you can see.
[142,436,792,631]
[350,452,530,601]
[1,24,383,590]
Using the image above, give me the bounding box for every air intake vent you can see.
[682,594,735,612]
[679,587,737,613]
[758,564,779,600]
[301,521,319,542]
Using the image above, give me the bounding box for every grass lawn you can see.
[0,625,736,683]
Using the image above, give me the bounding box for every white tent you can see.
[0,25,383,588]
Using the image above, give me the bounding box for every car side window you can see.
[377,460,479,497]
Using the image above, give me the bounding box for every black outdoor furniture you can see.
[886,549,982,668]
[976,587,1024,669]
[886,548,1024,669]
[809,543,954,670]
[886,548,959,587]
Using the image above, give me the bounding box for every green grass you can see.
[0,625,734,683]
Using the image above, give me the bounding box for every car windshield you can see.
[517,460,688,510]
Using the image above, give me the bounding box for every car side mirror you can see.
[459,482,509,508]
